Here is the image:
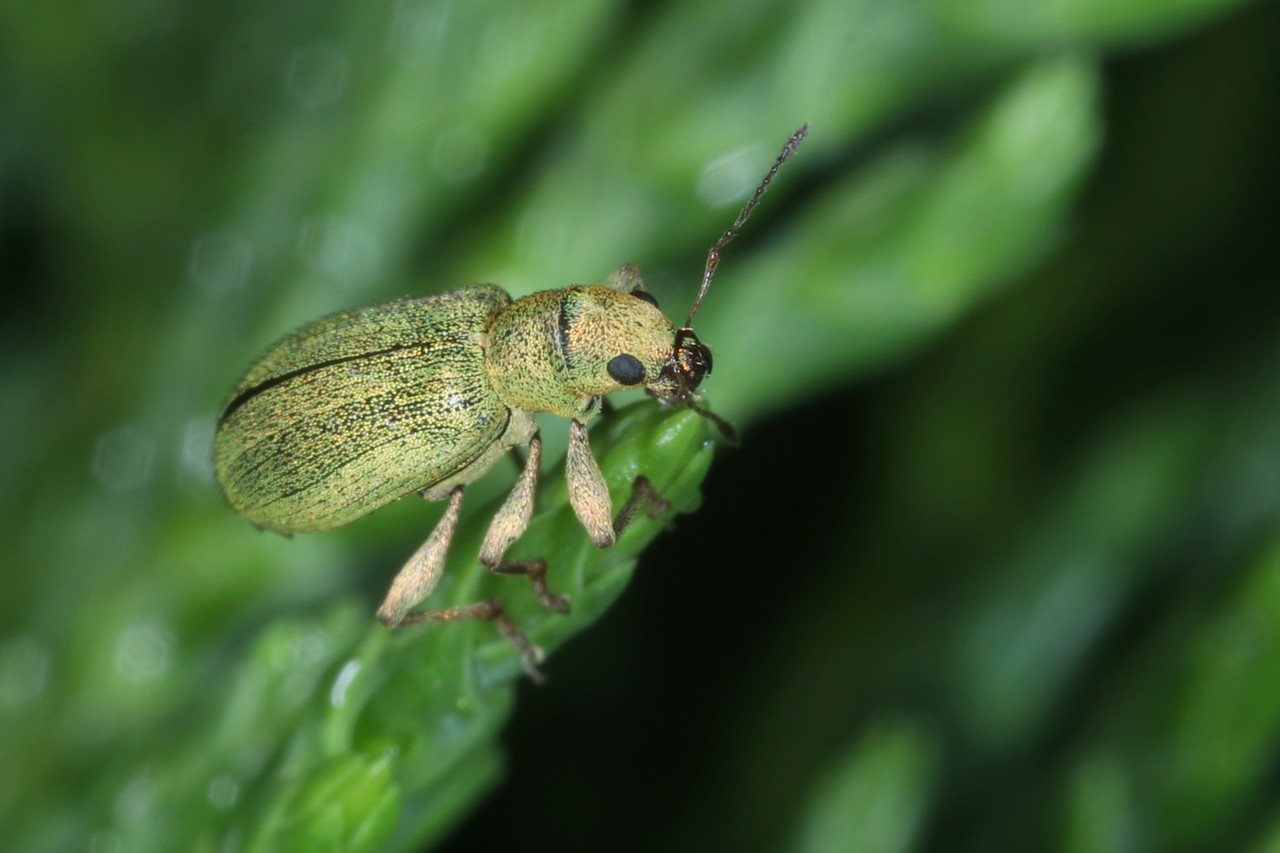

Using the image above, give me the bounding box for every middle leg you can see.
[478,434,570,613]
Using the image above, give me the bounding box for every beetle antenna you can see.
[684,123,809,328]
[647,388,741,444]
[688,399,740,445]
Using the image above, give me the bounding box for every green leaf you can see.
[790,722,940,853]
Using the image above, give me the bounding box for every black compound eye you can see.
[607,353,646,385]
[632,290,659,309]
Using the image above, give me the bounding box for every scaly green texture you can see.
[215,286,513,532]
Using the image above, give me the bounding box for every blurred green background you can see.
[3,0,1279,850]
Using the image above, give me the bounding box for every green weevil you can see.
[214,125,807,679]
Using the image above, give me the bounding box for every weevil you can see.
[213,125,807,680]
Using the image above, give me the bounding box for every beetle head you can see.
[651,324,737,442]
[664,327,713,394]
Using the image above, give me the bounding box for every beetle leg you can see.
[568,421,673,542]
[566,419,617,548]
[478,435,570,614]
[400,599,547,685]
[603,262,643,293]
[611,475,671,537]
[381,483,549,681]
[480,434,540,564]
[376,486,464,628]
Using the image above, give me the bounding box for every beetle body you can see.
[214,278,680,533]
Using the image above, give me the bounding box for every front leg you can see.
[567,419,671,547]
[567,419,615,547]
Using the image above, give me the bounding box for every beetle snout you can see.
[661,327,712,395]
